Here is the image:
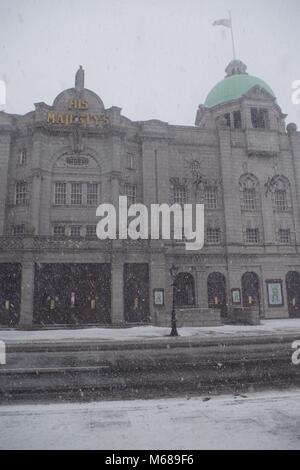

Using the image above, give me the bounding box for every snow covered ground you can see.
[0,319,300,343]
[0,390,299,449]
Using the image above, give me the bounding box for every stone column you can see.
[30,132,43,234]
[111,249,124,325]
[0,131,11,235]
[19,259,35,328]
[195,268,208,308]
[30,170,42,235]
[149,246,166,324]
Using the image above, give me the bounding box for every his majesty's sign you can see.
[47,99,110,126]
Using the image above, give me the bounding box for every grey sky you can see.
[0,0,300,126]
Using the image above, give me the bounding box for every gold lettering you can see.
[102,115,110,125]
[47,112,56,124]
[69,99,88,110]
[93,114,101,126]
[69,99,77,109]
[79,99,88,109]
[57,114,65,124]
[79,114,87,124]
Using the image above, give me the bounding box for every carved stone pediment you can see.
[243,86,276,102]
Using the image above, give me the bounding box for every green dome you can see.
[204,62,275,108]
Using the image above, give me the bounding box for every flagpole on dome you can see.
[212,12,237,61]
[228,10,236,60]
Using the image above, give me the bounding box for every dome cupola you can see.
[204,60,275,108]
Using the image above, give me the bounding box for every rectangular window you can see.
[233,110,242,129]
[126,153,135,170]
[278,229,291,244]
[53,225,65,237]
[70,182,82,205]
[70,225,81,237]
[54,182,67,205]
[86,225,97,238]
[87,183,98,206]
[15,181,28,205]
[11,224,25,236]
[173,185,187,205]
[125,184,137,205]
[19,148,27,166]
[206,228,221,245]
[246,228,260,244]
[251,108,269,129]
[275,189,288,211]
[205,187,217,209]
[242,188,256,210]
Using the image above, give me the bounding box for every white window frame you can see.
[54,182,67,205]
[173,185,187,205]
[125,184,137,205]
[70,182,83,206]
[87,183,98,206]
[15,181,28,206]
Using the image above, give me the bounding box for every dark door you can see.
[207,272,228,317]
[0,263,21,327]
[242,272,261,313]
[34,263,69,325]
[34,263,111,325]
[286,271,300,318]
[68,264,111,324]
[174,272,195,306]
[124,264,149,323]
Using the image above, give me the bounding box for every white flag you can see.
[213,18,231,28]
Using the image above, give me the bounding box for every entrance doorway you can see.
[0,263,21,327]
[174,272,195,306]
[207,272,228,317]
[34,263,111,325]
[286,271,300,318]
[124,264,149,323]
[242,272,261,313]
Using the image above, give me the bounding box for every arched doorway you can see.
[207,272,228,317]
[174,272,195,306]
[286,271,300,318]
[242,272,261,313]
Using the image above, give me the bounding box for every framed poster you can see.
[266,280,284,307]
[231,288,241,305]
[153,289,164,306]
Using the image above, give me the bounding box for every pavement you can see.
[0,390,299,449]
[1,319,300,345]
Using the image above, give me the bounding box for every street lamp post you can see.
[169,263,179,337]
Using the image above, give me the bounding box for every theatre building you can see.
[0,60,300,329]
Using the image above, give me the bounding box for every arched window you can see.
[272,176,291,212]
[174,272,195,306]
[239,174,259,210]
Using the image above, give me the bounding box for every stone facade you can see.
[0,61,300,328]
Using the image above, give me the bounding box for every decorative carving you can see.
[70,126,84,154]
[0,237,24,250]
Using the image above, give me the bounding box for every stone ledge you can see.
[155,307,221,327]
